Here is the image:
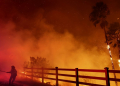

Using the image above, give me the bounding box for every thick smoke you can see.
[0,0,119,85]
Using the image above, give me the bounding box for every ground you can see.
[0,79,52,86]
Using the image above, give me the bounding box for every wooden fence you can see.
[23,67,120,86]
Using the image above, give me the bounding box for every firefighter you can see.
[6,66,17,85]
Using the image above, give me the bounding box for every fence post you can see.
[31,67,33,81]
[24,67,26,78]
[75,68,79,86]
[42,67,44,83]
[56,67,58,86]
[104,67,110,86]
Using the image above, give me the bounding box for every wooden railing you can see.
[23,67,120,86]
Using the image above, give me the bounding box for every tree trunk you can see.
[103,27,118,86]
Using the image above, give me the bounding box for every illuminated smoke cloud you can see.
[0,0,119,83]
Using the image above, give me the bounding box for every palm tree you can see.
[89,2,118,86]
[89,1,109,40]
[107,22,120,67]
[89,1,114,68]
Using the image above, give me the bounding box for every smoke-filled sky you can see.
[0,0,120,76]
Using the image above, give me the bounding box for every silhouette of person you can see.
[6,66,17,85]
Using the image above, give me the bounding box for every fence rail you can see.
[23,67,120,86]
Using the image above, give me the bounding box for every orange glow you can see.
[21,72,26,74]
[21,72,24,74]
[0,1,120,86]
[26,76,31,78]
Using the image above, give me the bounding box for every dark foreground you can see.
[0,80,52,86]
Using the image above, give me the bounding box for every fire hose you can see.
[0,70,6,72]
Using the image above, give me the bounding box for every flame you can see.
[109,51,111,55]
[118,59,120,67]
[110,58,112,60]
[118,59,120,63]
[21,71,48,83]
[38,78,46,83]
[107,45,110,49]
